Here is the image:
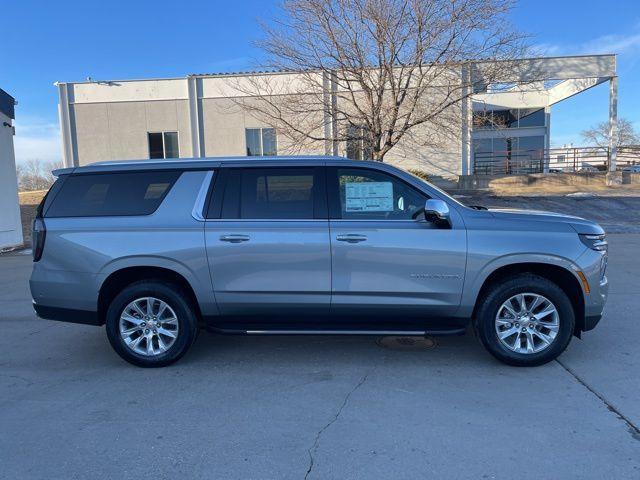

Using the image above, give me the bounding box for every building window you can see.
[345,125,373,160]
[517,108,546,128]
[473,135,546,174]
[473,108,545,130]
[245,128,277,156]
[517,135,545,156]
[148,132,179,159]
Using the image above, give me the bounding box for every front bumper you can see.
[583,314,602,331]
[575,247,609,332]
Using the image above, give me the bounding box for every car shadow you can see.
[178,329,497,369]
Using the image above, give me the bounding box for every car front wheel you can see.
[475,274,575,367]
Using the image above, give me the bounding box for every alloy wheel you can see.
[494,293,559,354]
[119,297,179,356]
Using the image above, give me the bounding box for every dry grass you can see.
[19,190,48,206]
[490,183,640,197]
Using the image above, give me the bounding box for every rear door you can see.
[327,166,467,319]
[204,166,331,317]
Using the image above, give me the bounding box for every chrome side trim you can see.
[204,219,329,223]
[191,170,214,221]
[245,329,427,335]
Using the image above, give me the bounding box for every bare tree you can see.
[16,159,62,192]
[232,0,528,161]
[581,118,640,149]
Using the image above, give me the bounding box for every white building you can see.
[0,88,23,250]
[56,54,618,177]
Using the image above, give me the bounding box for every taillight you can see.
[32,217,46,262]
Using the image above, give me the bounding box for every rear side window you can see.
[209,167,326,220]
[46,171,181,217]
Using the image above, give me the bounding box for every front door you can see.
[204,166,330,317]
[327,166,467,320]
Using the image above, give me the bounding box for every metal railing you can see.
[473,146,640,175]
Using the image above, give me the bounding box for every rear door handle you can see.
[336,234,367,243]
[220,234,250,243]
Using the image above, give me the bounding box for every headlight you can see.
[579,233,608,252]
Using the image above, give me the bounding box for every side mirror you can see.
[424,199,451,227]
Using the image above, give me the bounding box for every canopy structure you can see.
[464,54,617,174]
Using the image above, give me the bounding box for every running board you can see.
[209,327,467,337]
[245,329,426,335]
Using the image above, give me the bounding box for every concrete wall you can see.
[199,96,327,157]
[0,110,23,249]
[383,119,462,177]
[70,99,192,164]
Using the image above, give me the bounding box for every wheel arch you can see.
[471,262,585,336]
[97,266,203,326]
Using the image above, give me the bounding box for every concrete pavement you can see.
[1,235,639,479]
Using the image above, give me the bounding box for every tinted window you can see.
[148,133,164,159]
[245,128,277,156]
[245,129,261,156]
[518,135,545,153]
[216,168,323,219]
[148,132,180,159]
[46,171,181,217]
[518,108,545,128]
[261,129,277,156]
[493,110,518,128]
[473,138,492,154]
[345,125,373,160]
[164,132,179,158]
[334,168,427,220]
[473,108,545,129]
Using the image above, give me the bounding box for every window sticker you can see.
[345,182,393,212]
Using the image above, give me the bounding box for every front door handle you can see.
[220,234,250,243]
[336,234,367,243]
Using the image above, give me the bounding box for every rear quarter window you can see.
[45,171,181,217]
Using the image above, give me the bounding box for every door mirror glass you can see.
[424,199,451,226]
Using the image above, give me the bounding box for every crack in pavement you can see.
[556,359,640,441]
[0,373,34,387]
[304,370,373,480]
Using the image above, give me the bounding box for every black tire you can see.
[105,281,198,367]
[475,274,575,367]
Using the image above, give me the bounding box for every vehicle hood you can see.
[487,208,605,235]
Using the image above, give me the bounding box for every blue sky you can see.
[2,0,640,163]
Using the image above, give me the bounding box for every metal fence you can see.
[473,146,640,175]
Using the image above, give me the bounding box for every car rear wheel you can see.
[475,274,575,366]
[105,281,198,367]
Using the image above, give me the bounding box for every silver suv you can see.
[30,157,609,367]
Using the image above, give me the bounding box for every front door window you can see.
[334,168,427,220]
